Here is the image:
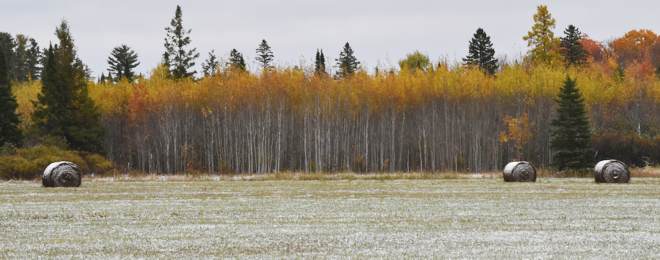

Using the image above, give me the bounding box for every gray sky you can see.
[1,0,658,76]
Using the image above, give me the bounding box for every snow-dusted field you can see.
[1,178,659,258]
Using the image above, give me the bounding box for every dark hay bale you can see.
[503,161,536,182]
[42,161,82,187]
[594,160,630,183]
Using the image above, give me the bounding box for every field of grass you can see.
[1,177,660,258]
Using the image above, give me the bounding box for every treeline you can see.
[1,5,660,176]
[96,67,660,173]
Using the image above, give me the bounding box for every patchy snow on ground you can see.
[1,178,659,258]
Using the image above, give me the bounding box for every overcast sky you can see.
[1,0,658,76]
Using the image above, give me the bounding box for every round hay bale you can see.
[594,160,630,183]
[503,161,536,182]
[42,161,82,187]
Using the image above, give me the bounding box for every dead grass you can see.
[262,172,491,181]
[632,167,660,177]
[536,168,592,178]
[85,167,660,182]
[90,171,502,182]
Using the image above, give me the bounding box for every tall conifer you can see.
[228,49,246,72]
[336,42,359,78]
[26,38,41,80]
[550,77,592,170]
[107,44,140,82]
[163,5,199,79]
[33,21,104,153]
[202,50,219,76]
[560,25,587,66]
[0,33,16,81]
[314,49,326,75]
[0,50,22,147]
[255,39,274,71]
[463,28,499,75]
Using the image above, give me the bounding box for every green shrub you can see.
[0,145,114,180]
[82,153,114,175]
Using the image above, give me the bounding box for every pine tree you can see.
[523,5,562,65]
[107,44,140,82]
[13,35,30,82]
[163,5,199,79]
[550,77,592,170]
[560,25,587,67]
[33,21,104,153]
[0,49,22,147]
[201,50,219,77]
[336,42,360,78]
[314,49,326,75]
[26,38,41,80]
[0,33,16,81]
[98,72,106,84]
[228,49,246,72]
[463,28,499,75]
[11,34,40,82]
[106,72,113,83]
[255,39,274,71]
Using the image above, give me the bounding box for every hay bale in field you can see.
[503,161,536,182]
[42,161,82,187]
[594,160,630,183]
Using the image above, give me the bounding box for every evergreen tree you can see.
[0,33,16,81]
[98,72,107,84]
[463,28,499,75]
[523,5,562,65]
[0,50,22,147]
[26,38,41,80]
[11,34,40,82]
[255,39,274,71]
[163,5,199,79]
[13,35,30,82]
[560,25,587,67]
[228,49,246,72]
[314,49,327,75]
[201,50,219,76]
[336,42,360,78]
[106,72,113,83]
[550,77,592,170]
[107,44,140,82]
[399,51,431,72]
[33,21,104,153]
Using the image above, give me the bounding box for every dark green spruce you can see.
[228,49,246,72]
[463,28,498,75]
[0,33,41,82]
[560,25,587,66]
[32,21,104,153]
[98,72,107,84]
[26,38,41,80]
[13,35,31,82]
[0,50,22,147]
[336,42,360,78]
[0,33,16,81]
[550,76,592,171]
[314,49,326,75]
